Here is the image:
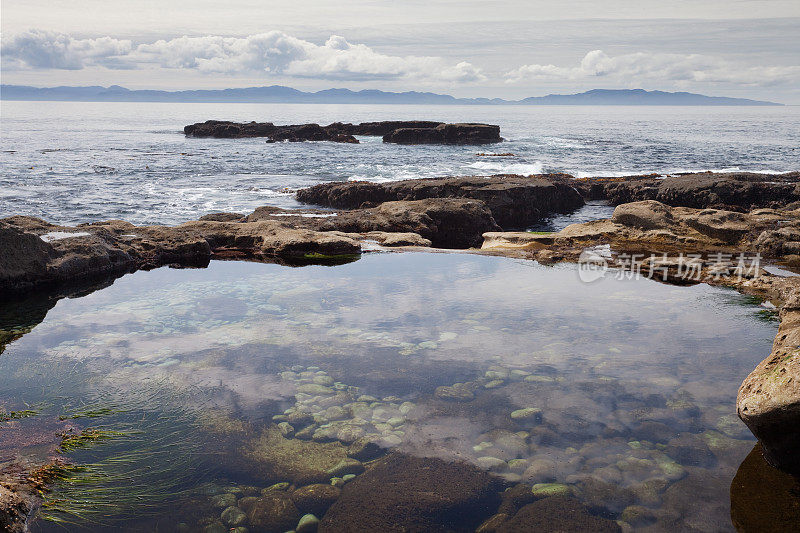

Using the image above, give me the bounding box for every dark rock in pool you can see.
[295,174,584,229]
[183,119,502,144]
[496,496,621,532]
[383,123,501,145]
[245,492,301,532]
[572,171,800,210]
[730,443,800,532]
[664,433,716,468]
[291,483,341,516]
[318,453,503,532]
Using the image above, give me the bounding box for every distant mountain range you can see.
[0,85,782,106]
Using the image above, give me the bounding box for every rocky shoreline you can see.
[3,169,800,529]
[184,120,503,144]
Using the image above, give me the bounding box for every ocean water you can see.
[0,252,778,531]
[1,101,798,226]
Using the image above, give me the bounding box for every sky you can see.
[2,1,800,102]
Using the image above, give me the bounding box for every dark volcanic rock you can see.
[318,453,503,532]
[346,120,444,136]
[183,120,501,144]
[183,120,358,143]
[184,120,278,138]
[296,174,584,229]
[383,123,501,145]
[573,171,800,210]
[496,496,621,532]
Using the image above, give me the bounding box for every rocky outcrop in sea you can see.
[183,120,503,144]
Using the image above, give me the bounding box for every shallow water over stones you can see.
[0,251,780,531]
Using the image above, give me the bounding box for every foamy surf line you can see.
[467,161,545,174]
[573,167,795,179]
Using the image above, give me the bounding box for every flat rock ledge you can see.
[0,215,360,296]
[296,174,584,228]
[184,120,502,144]
[572,170,800,210]
[0,195,501,296]
[481,199,800,475]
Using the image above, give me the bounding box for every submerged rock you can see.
[496,496,621,532]
[246,492,301,532]
[318,453,503,532]
[220,506,247,526]
[296,513,320,533]
[291,484,341,516]
[240,426,347,485]
[510,407,543,424]
[435,383,475,402]
[346,436,385,462]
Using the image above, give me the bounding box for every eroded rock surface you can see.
[573,171,800,210]
[296,174,584,228]
[382,123,501,145]
[737,293,800,474]
[0,216,359,295]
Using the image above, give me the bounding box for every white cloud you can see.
[1,29,133,70]
[505,49,800,86]
[1,29,486,83]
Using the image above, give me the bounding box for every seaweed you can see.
[0,408,39,422]
[35,384,213,528]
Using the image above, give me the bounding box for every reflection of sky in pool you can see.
[0,252,778,531]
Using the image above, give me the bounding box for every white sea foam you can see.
[40,231,91,242]
[467,161,544,175]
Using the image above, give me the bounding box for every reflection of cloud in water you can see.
[2,253,779,529]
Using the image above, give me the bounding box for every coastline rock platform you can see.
[572,171,800,210]
[184,120,502,144]
[4,170,800,479]
[295,174,584,228]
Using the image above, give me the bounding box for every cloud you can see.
[1,29,486,83]
[505,49,800,86]
[1,29,133,70]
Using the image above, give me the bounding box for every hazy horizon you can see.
[2,1,799,103]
